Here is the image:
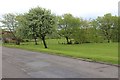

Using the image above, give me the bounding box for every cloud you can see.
[0,0,119,19]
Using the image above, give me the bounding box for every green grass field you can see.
[3,39,118,64]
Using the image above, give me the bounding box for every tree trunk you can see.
[107,39,110,43]
[34,37,38,45]
[7,25,20,45]
[42,36,47,48]
[107,36,111,43]
[65,36,69,44]
[16,39,20,45]
[33,35,37,45]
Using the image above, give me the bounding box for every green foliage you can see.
[16,14,32,39]
[58,13,81,44]
[96,13,118,43]
[76,19,91,43]
[90,20,105,43]
[28,7,56,37]
[0,13,18,30]
[25,7,56,48]
[111,16,119,42]
[0,13,20,45]
[1,7,119,47]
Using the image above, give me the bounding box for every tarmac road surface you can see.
[2,47,118,78]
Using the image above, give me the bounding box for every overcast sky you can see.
[0,0,119,19]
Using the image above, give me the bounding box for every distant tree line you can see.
[0,7,119,48]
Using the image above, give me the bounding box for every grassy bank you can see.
[3,39,118,64]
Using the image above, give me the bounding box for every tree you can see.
[90,19,104,43]
[16,14,34,42]
[72,19,93,44]
[118,16,120,42]
[27,7,56,48]
[0,13,20,45]
[71,28,86,44]
[96,13,115,43]
[58,13,80,44]
[111,16,118,42]
[25,12,39,45]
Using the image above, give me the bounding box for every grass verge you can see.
[3,39,118,65]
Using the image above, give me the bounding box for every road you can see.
[2,47,118,78]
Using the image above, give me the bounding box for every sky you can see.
[0,0,119,20]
